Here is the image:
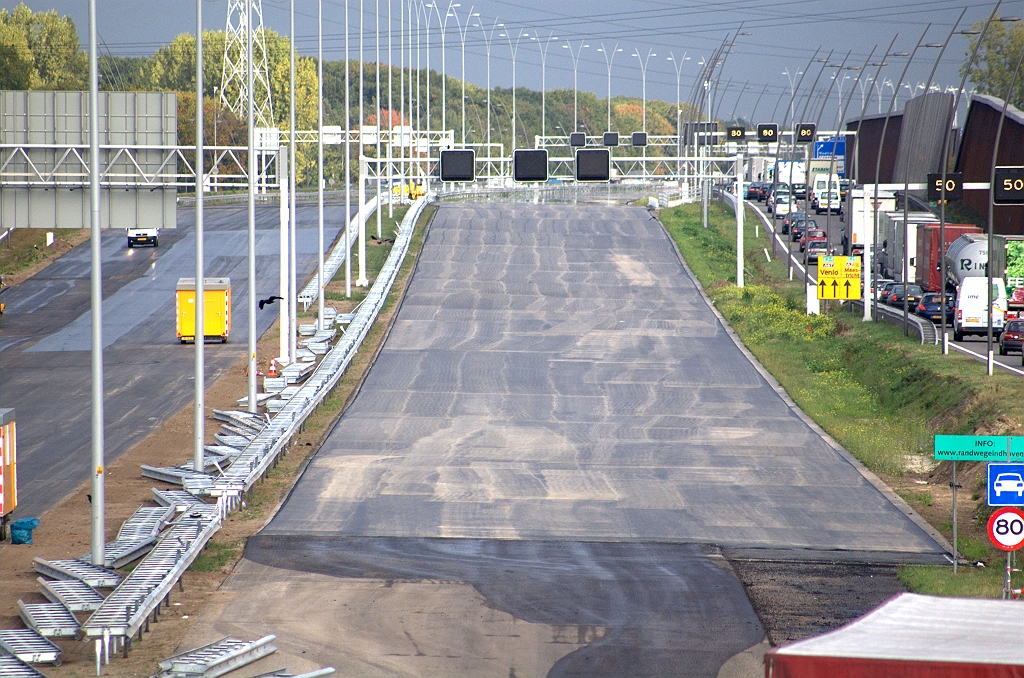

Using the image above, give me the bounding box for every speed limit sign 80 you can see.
[988,507,1024,551]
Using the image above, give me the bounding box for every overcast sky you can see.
[5,0,1015,125]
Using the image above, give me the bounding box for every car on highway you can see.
[814,189,842,215]
[888,284,923,308]
[770,193,795,216]
[994,472,1024,498]
[916,293,953,324]
[781,211,806,235]
[755,183,770,201]
[800,229,827,253]
[804,240,830,266]
[878,282,898,305]
[792,183,808,199]
[791,220,809,242]
[1000,319,1024,355]
[745,182,762,200]
[870,277,894,299]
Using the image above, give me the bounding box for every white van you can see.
[954,276,1007,341]
[811,174,841,213]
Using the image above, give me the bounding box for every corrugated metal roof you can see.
[772,593,1024,665]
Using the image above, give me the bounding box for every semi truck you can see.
[914,223,982,292]
[843,189,896,257]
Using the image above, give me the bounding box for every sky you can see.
[4,0,1015,126]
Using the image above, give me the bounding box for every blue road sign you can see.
[814,138,846,159]
[989,463,1024,507]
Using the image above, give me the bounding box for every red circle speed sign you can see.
[988,507,1024,551]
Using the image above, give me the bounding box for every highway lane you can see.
[0,202,347,519]
[178,202,948,677]
[751,197,1024,375]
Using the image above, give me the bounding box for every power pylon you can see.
[220,0,275,128]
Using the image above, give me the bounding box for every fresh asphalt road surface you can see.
[0,203,347,519]
[193,203,949,677]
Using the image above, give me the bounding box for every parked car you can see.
[888,284,923,307]
[916,292,954,324]
[792,182,808,199]
[800,229,827,253]
[804,240,830,265]
[1000,319,1024,355]
[781,211,806,235]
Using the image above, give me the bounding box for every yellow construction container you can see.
[176,277,231,343]
[0,408,16,538]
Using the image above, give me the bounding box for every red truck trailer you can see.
[915,223,981,292]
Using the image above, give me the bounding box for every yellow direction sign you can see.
[817,256,861,300]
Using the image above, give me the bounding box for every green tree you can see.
[0,3,86,89]
[961,15,1024,109]
[0,21,35,89]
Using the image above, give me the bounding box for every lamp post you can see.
[344,0,351,297]
[479,19,502,153]
[193,0,206,479]
[246,0,257,412]
[986,21,1024,378]
[532,31,559,141]
[632,47,655,179]
[597,43,622,132]
[450,5,478,147]
[631,47,656,134]
[899,16,966,341]
[501,28,526,150]
[88,0,105,569]
[667,51,689,183]
[937,6,1011,358]
[870,31,928,325]
[318,0,325,325]
[563,40,589,132]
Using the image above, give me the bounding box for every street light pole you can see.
[563,40,589,133]
[632,47,655,180]
[318,0,326,325]
[480,19,501,152]
[451,5,477,146]
[668,51,688,186]
[939,4,1007,355]
[246,0,257,413]
[87,0,104,567]
[900,13,966,339]
[533,31,559,141]
[344,0,352,297]
[194,0,206,480]
[597,42,621,132]
[503,28,525,150]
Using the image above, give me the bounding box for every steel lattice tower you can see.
[220,0,274,128]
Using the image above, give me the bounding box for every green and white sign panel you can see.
[934,435,1024,462]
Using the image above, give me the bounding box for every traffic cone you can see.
[269,357,278,378]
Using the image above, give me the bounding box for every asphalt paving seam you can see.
[657,203,954,561]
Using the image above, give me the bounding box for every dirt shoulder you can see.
[0,205,434,677]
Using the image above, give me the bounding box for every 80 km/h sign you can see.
[817,256,862,300]
[987,507,1024,551]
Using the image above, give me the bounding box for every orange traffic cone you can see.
[269,357,278,378]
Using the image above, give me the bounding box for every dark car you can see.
[804,240,830,265]
[745,182,761,200]
[756,183,770,201]
[878,282,898,304]
[792,182,808,199]
[916,292,954,324]
[781,210,806,235]
[1001,320,1024,355]
[888,284,923,307]
[791,220,808,242]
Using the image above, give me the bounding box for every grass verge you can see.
[659,199,1024,597]
[0,228,90,286]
